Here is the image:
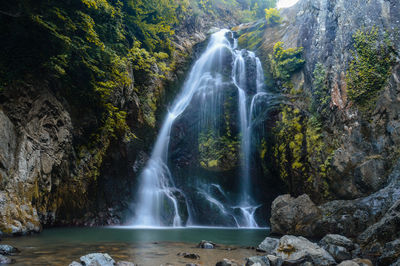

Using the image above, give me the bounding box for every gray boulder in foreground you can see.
[377,238,400,265]
[320,234,355,251]
[270,159,400,242]
[80,253,115,266]
[246,256,270,266]
[266,255,283,266]
[215,258,239,266]
[319,234,355,262]
[70,253,116,266]
[257,237,279,253]
[0,254,14,264]
[337,258,373,266]
[0,244,19,255]
[270,194,321,237]
[274,235,336,266]
[257,235,337,266]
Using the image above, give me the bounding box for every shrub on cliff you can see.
[269,42,305,82]
[265,8,281,25]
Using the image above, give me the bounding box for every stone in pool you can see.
[80,253,115,266]
[198,240,216,249]
[177,252,200,259]
[0,254,15,264]
[216,258,239,266]
[0,244,19,255]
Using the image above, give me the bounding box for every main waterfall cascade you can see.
[130,29,269,228]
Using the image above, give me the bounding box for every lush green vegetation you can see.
[1,0,273,181]
[263,41,334,199]
[269,42,305,82]
[272,97,333,199]
[265,8,281,25]
[0,0,185,134]
[197,0,277,22]
[347,27,396,109]
[311,63,331,119]
[0,0,278,131]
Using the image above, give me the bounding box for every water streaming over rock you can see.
[130,29,268,227]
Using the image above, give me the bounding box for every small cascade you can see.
[131,29,269,228]
[232,49,266,228]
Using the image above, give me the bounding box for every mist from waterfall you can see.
[130,29,268,228]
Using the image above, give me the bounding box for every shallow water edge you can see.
[3,227,270,265]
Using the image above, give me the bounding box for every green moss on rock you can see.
[346,27,396,110]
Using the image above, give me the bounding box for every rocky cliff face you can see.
[252,0,400,263]
[0,86,72,234]
[0,15,237,235]
[248,0,400,201]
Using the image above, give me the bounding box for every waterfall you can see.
[131,29,267,228]
[232,50,265,228]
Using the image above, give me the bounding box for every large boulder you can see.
[274,235,336,266]
[270,194,321,237]
[376,239,400,266]
[323,244,352,263]
[337,259,373,266]
[257,237,279,253]
[358,199,400,250]
[390,257,400,266]
[266,255,283,266]
[270,159,400,239]
[319,234,355,262]
[320,235,355,251]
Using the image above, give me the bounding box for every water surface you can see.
[4,227,270,265]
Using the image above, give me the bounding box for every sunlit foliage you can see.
[269,42,305,82]
[265,8,281,25]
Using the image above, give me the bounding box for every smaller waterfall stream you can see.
[233,51,265,228]
[131,29,268,228]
